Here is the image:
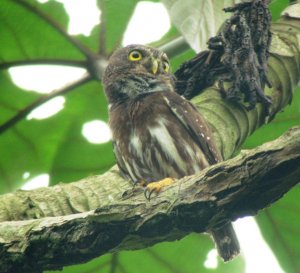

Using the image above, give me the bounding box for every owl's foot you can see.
[133,179,147,187]
[144,177,174,200]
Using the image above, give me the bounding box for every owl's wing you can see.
[161,91,222,164]
[112,141,132,181]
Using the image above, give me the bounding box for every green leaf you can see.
[0,96,71,192]
[161,0,241,51]
[49,81,115,185]
[0,0,86,62]
[0,72,38,123]
[75,0,140,54]
[270,0,290,21]
[243,86,300,148]
[170,48,195,71]
[0,78,115,192]
[244,86,300,273]
[0,0,139,191]
[47,234,245,273]
[256,186,300,273]
[44,253,111,273]
[105,0,139,52]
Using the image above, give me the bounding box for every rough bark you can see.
[0,126,299,273]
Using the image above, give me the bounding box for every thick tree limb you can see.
[0,18,299,220]
[0,127,300,273]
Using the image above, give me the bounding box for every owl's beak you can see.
[151,59,159,74]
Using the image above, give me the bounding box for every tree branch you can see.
[159,36,190,59]
[97,0,107,56]
[0,73,92,134]
[0,59,86,70]
[12,0,96,59]
[0,126,299,273]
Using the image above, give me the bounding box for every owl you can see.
[103,44,240,261]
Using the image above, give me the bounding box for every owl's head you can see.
[103,45,175,104]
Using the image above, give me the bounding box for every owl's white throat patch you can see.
[147,78,174,93]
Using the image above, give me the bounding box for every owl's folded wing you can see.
[161,91,222,164]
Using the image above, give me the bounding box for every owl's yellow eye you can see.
[128,50,142,61]
[162,61,170,73]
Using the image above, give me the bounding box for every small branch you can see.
[159,36,190,59]
[0,127,299,273]
[97,0,107,56]
[0,73,92,134]
[12,0,96,59]
[0,59,87,70]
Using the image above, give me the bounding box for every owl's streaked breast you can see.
[110,94,210,182]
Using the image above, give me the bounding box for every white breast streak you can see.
[149,119,187,173]
[122,155,137,181]
[144,146,152,167]
[130,133,143,156]
[184,144,202,173]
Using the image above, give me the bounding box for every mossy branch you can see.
[0,126,300,273]
[0,15,299,223]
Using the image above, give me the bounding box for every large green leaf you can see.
[49,81,114,185]
[0,71,83,192]
[76,0,139,53]
[0,76,115,191]
[0,72,38,123]
[161,0,241,51]
[162,0,289,52]
[0,0,139,191]
[0,0,86,62]
[243,86,300,148]
[256,186,300,273]
[0,93,71,192]
[270,0,290,21]
[47,233,244,273]
[243,86,300,273]
[105,0,139,52]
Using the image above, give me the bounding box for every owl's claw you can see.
[144,177,174,200]
[133,179,147,188]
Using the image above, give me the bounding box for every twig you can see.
[0,59,86,70]
[159,36,190,59]
[97,0,107,56]
[0,73,92,134]
[12,0,96,59]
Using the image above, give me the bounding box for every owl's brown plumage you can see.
[103,44,240,261]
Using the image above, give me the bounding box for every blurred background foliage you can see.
[0,0,299,272]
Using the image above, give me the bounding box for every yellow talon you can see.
[145,177,174,200]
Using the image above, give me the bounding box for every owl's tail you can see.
[210,222,240,262]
